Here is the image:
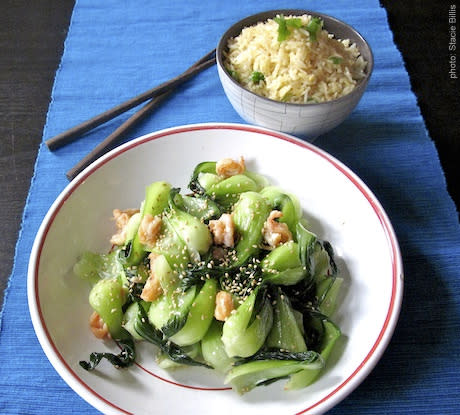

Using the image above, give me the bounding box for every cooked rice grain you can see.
[224,15,367,103]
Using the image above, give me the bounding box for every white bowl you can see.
[28,123,402,415]
[217,10,374,139]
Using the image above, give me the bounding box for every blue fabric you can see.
[1,0,459,413]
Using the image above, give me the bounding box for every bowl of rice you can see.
[216,10,373,139]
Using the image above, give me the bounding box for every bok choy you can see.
[75,156,344,395]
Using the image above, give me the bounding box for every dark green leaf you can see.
[317,276,337,307]
[134,305,211,368]
[233,349,321,366]
[296,222,317,287]
[248,285,269,325]
[297,305,341,351]
[179,264,222,291]
[181,194,221,223]
[161,313,189,337]
[182,254,264,299]
[188,161,217,195]
[167,187,182,211]
[79,336,136,371]
[322,240,337,274]
[256,376,290,387]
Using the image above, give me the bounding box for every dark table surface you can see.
[1,0,459,313]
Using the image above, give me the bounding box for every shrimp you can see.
[209,213,235,248]
[262,210,293,248]
[138,214,162,248]
[140,253,163,302]
[216,156,245,178]
[89,311,109,339]
[214,291,235,321]
[110,208,139,245]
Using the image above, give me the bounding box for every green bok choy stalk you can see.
[151,253,179,295]
[76,251,138,371]
[73,249,125,286]
[188,161,217,195]
[295,221,318,287]
[222,287,273,358]
[280,237,342,389]
[156,342,203,369]
[147,277,217,347]
[148,285,197,335]
[89,277,127,339]
[80,277,137,371]
[261,241,305,285]
[188,160,268,207]
[201,320,235,373]
[266,287,307,352]
[122,300,151,341]
[259,186,301,236]
[120,181,171,267]
[207,174,260,207]
[232,191,271,266]
[225,350,323,394]
[311,240,342,316]
[169,278,217,346]
[165,188,212,263]
[77,157,344,393]
[152,214,190,270]
[134,305,210,368]
[180,194,221,223]
[284,317,341,390]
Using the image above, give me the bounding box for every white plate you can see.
[28,123,403,415]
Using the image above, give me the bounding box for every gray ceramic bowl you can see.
[217,10,374,139]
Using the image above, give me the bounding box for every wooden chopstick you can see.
[46,49,216,150]
[65,55,216,181]
[65,89,174,181]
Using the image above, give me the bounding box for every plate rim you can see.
[27,122,404,415]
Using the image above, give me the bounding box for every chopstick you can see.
[59,50,216,181]
[46,49,216,150]
[65,89,175,181]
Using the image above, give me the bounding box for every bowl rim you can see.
[28,122,402,415]
[216,9,374,108]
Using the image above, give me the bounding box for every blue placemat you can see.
[1,0,459,414]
